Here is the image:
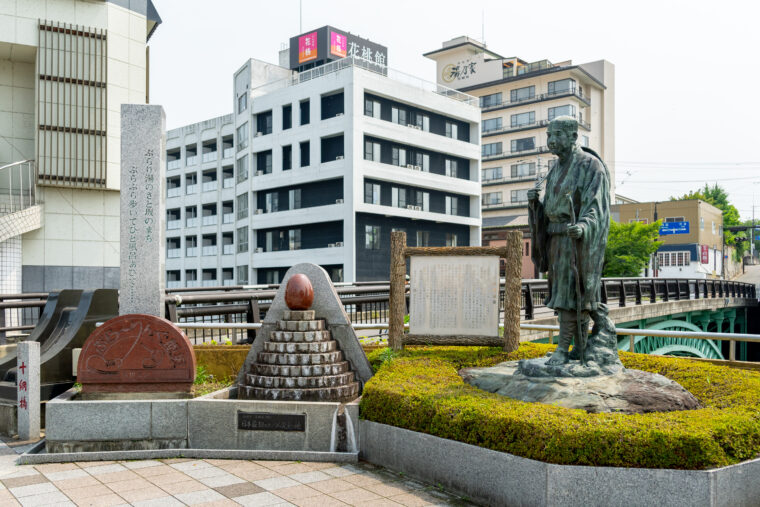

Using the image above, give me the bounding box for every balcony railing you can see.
[223,178,234,188]
[167,281,182,289]
[167,220,181,230]
[482,146,550,161]
[223,279,235,286]
[186,184,198,195]
[186,247,198,256]
[202,152,218,163]
[223,147,234,159]
[201,280,218,287]
[482,201,504,209]
[201,215,217,226]
[167,187,182,198]
[223,213,234,224]
[202,181,218,192]
[186,218,198,228]
[186,280,199,288]
[481,88,591,112]
[167,248,181,258]
[223,244,235,255]
[167,159,181,170]
[186,155,197,166]
[202,246,217,256]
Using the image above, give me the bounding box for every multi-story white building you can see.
[165,27,481,286]
[0,0,161,294]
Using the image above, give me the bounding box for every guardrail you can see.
[0,278,755,344]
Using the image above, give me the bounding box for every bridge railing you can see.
[0,278,755,344]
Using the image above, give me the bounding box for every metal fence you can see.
[0,278,755,344]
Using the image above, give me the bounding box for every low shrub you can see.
[360,345,760,469]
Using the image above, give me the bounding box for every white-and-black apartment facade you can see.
[164,27,481,286]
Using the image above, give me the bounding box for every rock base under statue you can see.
[460,361,702,414]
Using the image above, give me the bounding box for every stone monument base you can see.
[460,361,702,414]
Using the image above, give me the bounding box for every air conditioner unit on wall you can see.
[335,241,344,247]
[414,205,422,211]
[255,209,264,214]
[255,247,263,253]
[328,243,336,248]
[335,199,344,204]
[412,165,421,171]
[255,132,263,137]
[336,155,344,160]
[336,112,344,117]
[406,164,415,169]
[406,205,416,210]
[255,171,263,176]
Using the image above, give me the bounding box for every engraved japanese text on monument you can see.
[409,256,500,337]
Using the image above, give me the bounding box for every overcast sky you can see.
[149,0,760,221]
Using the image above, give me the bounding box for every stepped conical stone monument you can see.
[238,266,370,401]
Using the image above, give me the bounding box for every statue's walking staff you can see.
[566,192,587,366]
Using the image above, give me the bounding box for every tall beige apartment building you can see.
[425,37,614,277]
[0,0,161,295]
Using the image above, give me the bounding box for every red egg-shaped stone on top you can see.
[285,274,314,310]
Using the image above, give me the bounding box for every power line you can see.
[618,176,760,184]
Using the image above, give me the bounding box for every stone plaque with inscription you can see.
[77,314,196,394]
[409,256,500,337]
[120,104,166,317]
[238,412,306,432]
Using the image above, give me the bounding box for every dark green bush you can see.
[360,345,760,469]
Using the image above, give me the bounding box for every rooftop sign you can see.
[289,26,387,70]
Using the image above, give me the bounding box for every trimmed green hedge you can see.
[360,344,760,469]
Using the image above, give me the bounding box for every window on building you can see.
[265,192,279,213]
[483,167,502,182]
[364,182,381,204]
[482,142,502,157]
[413,112,430,131]
[416,190,430,211]
[185,269,197,285]
[255,110,273,136]
[283,145,292,170]
[482,117,502,133]
[548,104,576,121]
[511,162,536,178]
[237,265,248,284]
[300,100,310,125]
[391,106,407,125]
[482,191,502,206]
[510,111,535,128]
[392,187,407,208]
[664,216,685,223]
[581,135,589,147]
[256,150,272,175]
[236,155,248,183]
[445,121,458,139]
[288,229,301,250]
[445,196,458,215]
[445,233,458,247]
[237,93,247,114]
[236,193,248,219]
[445,159,458,177]
[416,152,430,171]
[416,230,430,247]
[289,189,302,210]
[364,140,381,162]
[510,85,535,103]
[321,91,344,119]
[548,78,576,95]
[236,122,248,151]
[321,134,344,162]
[511,189,530,203]
[364,97,381,119]
[300,141,310,167]
[511,137,535,153]
[712,221,716,234]
[282,104,292,130]
[700,217,705,230]
[392,147,407,167]
[185,235,198,256]
[365,225,380,250]
[479,92,502,108]
[237,227,248,253]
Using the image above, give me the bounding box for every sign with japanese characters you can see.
[701,245,709,264]
[409,256,500,337]
[289,26,388,69]
[433,51,503,89]
[298,31,318,64]
[659,221,690,235]
[17,341,40,441]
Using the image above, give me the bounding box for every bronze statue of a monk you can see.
[527,116,611,366]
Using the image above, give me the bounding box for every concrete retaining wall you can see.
[359,420,760,507]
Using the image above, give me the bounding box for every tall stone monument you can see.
[120,105,166,317]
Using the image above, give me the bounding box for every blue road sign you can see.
[659,221,690,235]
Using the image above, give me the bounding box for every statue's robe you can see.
[529,146,610,311]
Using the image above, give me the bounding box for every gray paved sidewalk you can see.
[0,441,476,506]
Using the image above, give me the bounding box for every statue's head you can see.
[547,116,578,157]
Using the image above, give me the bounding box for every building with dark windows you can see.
[164,27,481,286]
[424,37,614,278]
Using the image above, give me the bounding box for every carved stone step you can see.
[283,310,315,321]
[257,351,343,366]
[263,341,336,354]
[237,382,360,402]
[277,320,325,332]
[269,330,331,343]
[253,361,350,377]
[246,371,355,389]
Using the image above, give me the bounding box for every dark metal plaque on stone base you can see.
[238,412,306,431]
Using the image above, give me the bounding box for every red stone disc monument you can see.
[77,314,196,395]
